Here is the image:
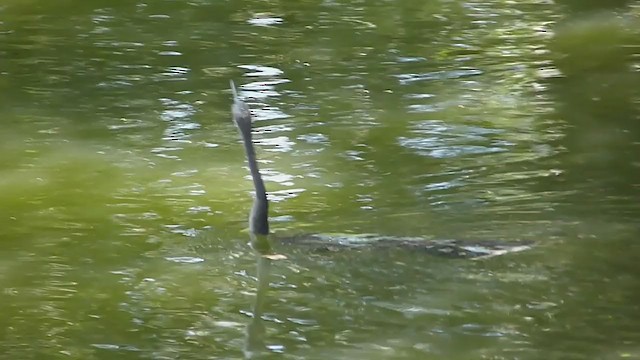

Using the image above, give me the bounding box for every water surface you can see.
[1,1,639,359]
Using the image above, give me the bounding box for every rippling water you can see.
[1,1,639,359]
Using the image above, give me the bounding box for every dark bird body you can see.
[229,80,533,259]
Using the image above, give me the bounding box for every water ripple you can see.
[395,69,483,85]
[238,64,284,77]
[255,136,295,152]
[398,120,508,159]
[247,16,284,27]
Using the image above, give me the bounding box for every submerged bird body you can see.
[229,80,533,259]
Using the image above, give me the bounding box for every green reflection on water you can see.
[1,0,639,359]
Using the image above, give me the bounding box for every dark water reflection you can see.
[1,0,639,359]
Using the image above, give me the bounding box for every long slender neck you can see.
[231,81,269,236]
[241,129,269,222]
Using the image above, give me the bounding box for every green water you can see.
[1,1,639,359]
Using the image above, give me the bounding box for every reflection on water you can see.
[243,254,273,358]
[398,119,508,158]
[1,0,639,359]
